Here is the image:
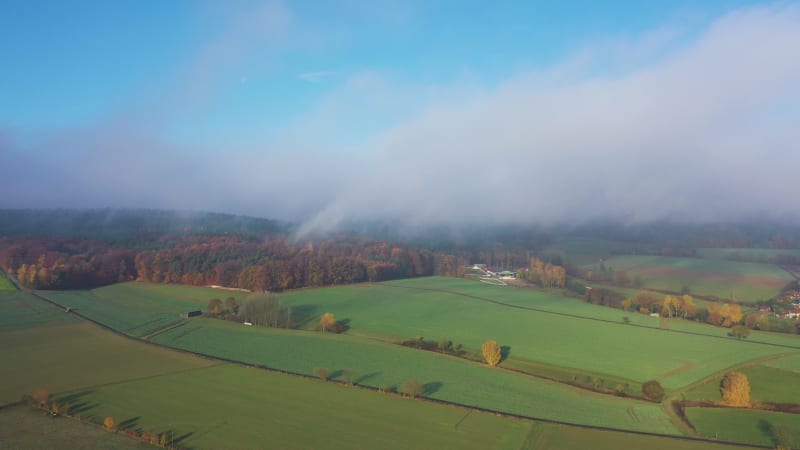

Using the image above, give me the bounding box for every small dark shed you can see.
[180,310,202,319]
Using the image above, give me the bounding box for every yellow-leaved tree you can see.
[721,371,750,407]
[103,416,116,430]
[319,313,336,333]
[482,340,502,366]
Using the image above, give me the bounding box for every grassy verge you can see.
[686,407,800,447]
[0,322,216,405]
[54,364,533,450]
[152,318,677,434]
[0,404,151,449]
[0,270,16,291]
[0,291,78,331]
[684,363,800,405]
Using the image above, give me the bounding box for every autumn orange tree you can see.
[482,340,502,366]
[103,416,117,430]
[31,388,50,407]
[721,371,750,407]
[318,312,336,332]
[707,303,744,327]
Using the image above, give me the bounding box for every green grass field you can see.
[56,363,535,450]
[274,277,797,389]
[15,277,800,446]
[684,362,800,405]
[38,282,245,337]
[660,318,800,348]
[522,423,746,450]
[153,318,676,434]
[763,353,800,372]
[0,321,216,405]
[0,405,151,449]
[53,363,746,450]
[0,291,78,331]
[50,278,800,391]
[697,248,800,261]
[584,255,793,302]
[547,238,646,266]
[0,270,16,291]
[686,408,800,447]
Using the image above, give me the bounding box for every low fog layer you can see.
[1,4,799,233]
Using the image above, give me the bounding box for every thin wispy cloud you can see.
[297,70,336,83]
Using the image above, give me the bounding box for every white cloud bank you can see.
[2,4,800,233]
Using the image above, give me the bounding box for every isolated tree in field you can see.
[49,401,67,416]
[482,340,502,366]
[342,369,356,385]
[721,371,750,407]
[31,388,50,407]
[730,325,750,340]
[319,312,337,333]
[103,416,117,430]
[314,367,330,382]
[159,432,171,447]
[642,380,665,402]
[771,424,794,450]
[207,298,222,316]
[402,379,425,398]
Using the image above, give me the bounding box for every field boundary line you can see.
[52,364,222,399]
[778,265,800,281]
[378,282,800,350]
[141,320,188,340]
[26,287,774,448]
[663,351,799,436]
[0,270,22,291]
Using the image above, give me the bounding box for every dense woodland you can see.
[0,235,469,290]
[3,209,800,294]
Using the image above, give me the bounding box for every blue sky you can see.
[0,0,760,145]
[1,1,799,227]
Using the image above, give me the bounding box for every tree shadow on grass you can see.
[329,370,343,380]
[500,345,511,362]
[286,304,318,328]
[118,416,140,430]
[424,381,443,396]
[66,401,98,416]
[57,390,94,404]
[354,371,381,385]
[757,419,773,440]
[173,431,194,447]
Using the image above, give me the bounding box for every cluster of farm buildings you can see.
[759,290,800,319]
[472,264,518,279]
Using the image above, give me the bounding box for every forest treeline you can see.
[0,235,471,290]
[4,209,800,291]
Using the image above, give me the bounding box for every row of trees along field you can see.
[582,286,799,333]
[0,235,472,290]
